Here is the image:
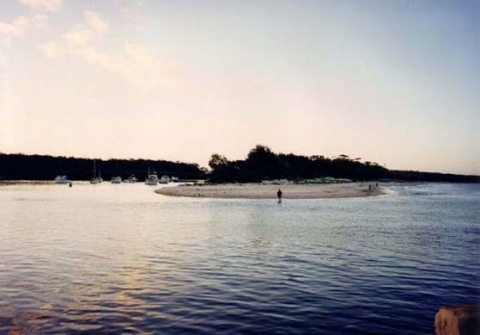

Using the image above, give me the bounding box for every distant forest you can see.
[1,146,478,183]
[0,154,205,181]
[207,145,479,183]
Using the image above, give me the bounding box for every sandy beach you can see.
[155,182,385,199]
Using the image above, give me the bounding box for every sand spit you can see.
[155,182,385,199]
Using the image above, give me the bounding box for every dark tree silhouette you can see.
[208,154,229,170]
[0,154,206,181]
[206,145,479,184]
[1,149,478,183]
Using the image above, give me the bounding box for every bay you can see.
[0,183,479,334]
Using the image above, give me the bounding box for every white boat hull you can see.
[55,176,71,184]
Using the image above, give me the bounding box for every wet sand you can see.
[155,182,385,199]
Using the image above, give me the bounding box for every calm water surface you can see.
[0,183,479,334]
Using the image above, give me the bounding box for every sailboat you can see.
[110,162,122,184]
[145,167,159,186]
[90,160,103,184]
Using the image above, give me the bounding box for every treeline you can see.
[388,170,479,183]
[0,154,206,181]
[1,147,478,183]
[208,145,479,183]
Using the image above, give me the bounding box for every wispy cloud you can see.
[40,10,181,89]
[84,11,108,34]
[76,42,179,89]
[63,29,95,47]
[0,17,30,38]
[39,40,68,58]
[118,0,146,20]
[17,0,63,12]
[0,12,49,43]
[63,11,108,47]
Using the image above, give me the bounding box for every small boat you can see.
[111,176,122,184]
[91,177,102,184]
[145,169,159,186]
[124,174,138,183]
[170,176,180,183]
[90,160,103,184]
[55,175,71,185]
[159,175,170,184]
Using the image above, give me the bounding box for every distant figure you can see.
[277,189,283,203]
[375,182,378,188]
[69,182,72,188]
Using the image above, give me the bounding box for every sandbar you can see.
[155,182,385,199]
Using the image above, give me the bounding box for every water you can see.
[0,183,479,334]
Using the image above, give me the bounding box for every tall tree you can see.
[208,154,229,170]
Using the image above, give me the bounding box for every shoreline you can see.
[155,182,386,199]
[0,180,54,186]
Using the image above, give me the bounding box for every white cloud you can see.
[119,43,162,86]
[63,11,108,47]
[120,43,168,87]
[32,14,49,30]
[77,46,113,70]
[17,0,63,12]
[39,40,69,58]
[0,14,50,45]
[84,11,108,34]
[64,28,95,47]
[75,42,176,89]
[0,17,30,37]
[39,9,180,89]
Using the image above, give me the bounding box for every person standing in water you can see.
[277,189,283,203]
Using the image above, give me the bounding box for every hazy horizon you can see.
[1,0,479,175]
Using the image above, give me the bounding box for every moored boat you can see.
[145,169,159,186]
[124,174,138,183]
[159,175,170,184]
[111,176,122,184]
[91,177,102,184]
[90,160,103,184]
[54,175,71,185]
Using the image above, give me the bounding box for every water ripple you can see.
[0,183,479,334]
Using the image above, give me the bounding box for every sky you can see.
[0,0,479,174]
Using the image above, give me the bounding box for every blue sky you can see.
[1,0,479,174]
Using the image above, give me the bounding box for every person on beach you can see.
[277,189,283,203]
